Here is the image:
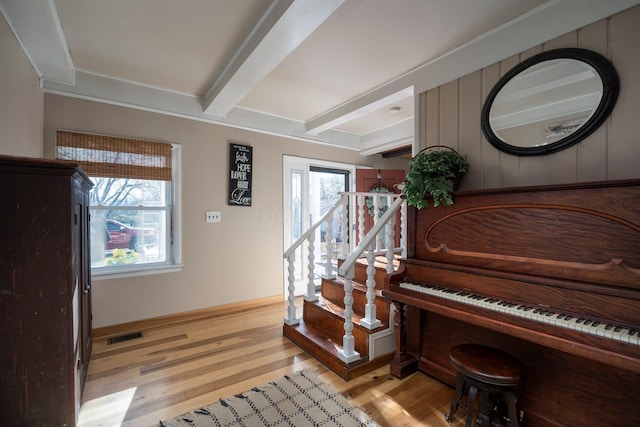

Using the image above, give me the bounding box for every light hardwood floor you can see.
[79,299,466,427]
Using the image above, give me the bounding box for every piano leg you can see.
[390,301,419,378]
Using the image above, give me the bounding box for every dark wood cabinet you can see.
[0,155,93,426]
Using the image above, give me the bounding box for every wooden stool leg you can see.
[502,390,519,427]
[465,385,478,427]
[446,372,466,422]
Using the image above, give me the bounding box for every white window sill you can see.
[91,264,184,281]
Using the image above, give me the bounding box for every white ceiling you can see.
[2,0,638,155]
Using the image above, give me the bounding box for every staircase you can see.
[283,192,406,381]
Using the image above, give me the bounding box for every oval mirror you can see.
[481,48,619,156]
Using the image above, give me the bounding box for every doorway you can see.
[355,168,406,247]
[283,156,354,296]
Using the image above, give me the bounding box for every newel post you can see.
[338,265,361,363]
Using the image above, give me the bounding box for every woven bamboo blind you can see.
[56,130,172,181]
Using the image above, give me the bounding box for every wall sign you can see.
[228,143,252,206]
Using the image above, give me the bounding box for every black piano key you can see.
[396,281,640,347]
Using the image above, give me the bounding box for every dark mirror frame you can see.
[481,48,619,156]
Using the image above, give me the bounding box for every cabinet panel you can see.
[0,155,93,426]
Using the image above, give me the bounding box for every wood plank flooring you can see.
[79,299,466,427]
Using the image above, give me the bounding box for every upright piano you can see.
[384,180,640,427]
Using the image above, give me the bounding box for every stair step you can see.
[321,276,390,323]
[283,254,400,381]
[303,296,387,350]
[283,318,393,381]
[338,254,401,286]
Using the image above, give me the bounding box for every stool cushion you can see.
[450,344,524,386]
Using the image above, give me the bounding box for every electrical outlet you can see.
[205,211,221,223]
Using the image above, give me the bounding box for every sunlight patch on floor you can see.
[78,387,137,427]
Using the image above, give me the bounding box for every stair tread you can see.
[310,296,389,330]
[326,275,383,294]
[283,317,395,381]
[286,318,354,357]
[355,254,402,268]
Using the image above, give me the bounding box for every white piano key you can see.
[399,281,638,347]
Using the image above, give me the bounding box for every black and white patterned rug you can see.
[159,369,379,427]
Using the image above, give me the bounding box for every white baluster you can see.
[323,212,335,279]
[401,199,407,258]
[305,234,318,302]
[284,253,299,325]
[340,196,349,258]
[361,242,381,329]
[338,265,360,363]
[357,194,365,245]
[385,212,396,274]
[373,194,381,252]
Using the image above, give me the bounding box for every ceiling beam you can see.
[0,0,74,85]
[305,87,414,136]
[202,0,344,117]
[42,70,361,150]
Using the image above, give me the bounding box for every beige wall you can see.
[0,15,44,157]
[43,95,406,327]
[419,5,640,190]
[4,6,639,329]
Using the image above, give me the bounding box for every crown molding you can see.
[42,69,361,150]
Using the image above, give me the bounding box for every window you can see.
[57,130,181,278]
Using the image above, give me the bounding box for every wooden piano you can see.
[384,179,640,427]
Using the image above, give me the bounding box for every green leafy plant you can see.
[402,147,469,209]
[105,248,140,265]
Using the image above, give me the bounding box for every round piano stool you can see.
[445,344,524,427]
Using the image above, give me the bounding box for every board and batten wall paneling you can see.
[610,6,640,180]
[459,70,482,190]
[418,6,640,190]
[576,17,609,182]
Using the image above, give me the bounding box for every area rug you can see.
[159,370,379,427]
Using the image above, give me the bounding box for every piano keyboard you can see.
[399,281,640,346]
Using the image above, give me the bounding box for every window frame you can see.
[56,131,182,280]
[92,142,183,280]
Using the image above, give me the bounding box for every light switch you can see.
[205,211,221,223]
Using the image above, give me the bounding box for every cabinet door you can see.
[73,184,92,394]
[81,194,92,379]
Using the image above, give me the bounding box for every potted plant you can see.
[402,146,469,209]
